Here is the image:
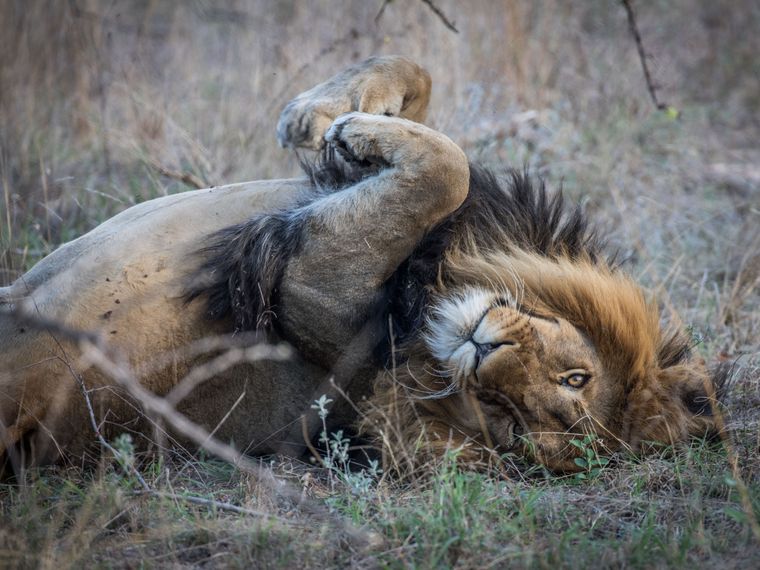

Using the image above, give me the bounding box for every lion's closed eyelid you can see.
[522,307,558,324]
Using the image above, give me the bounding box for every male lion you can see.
[0,56,722,474]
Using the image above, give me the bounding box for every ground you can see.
[1,1,758,568]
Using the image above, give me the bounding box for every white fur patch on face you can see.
[472,311,512,346]
[425,287,514,364]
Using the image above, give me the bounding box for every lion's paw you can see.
[324,112,391,165]
[276,96,341,150]
[276,57,431,151]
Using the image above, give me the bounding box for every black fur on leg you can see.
[185,212,304,333]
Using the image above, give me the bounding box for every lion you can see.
[0,56,724,475]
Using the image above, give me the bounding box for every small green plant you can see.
[569,433,609,481]
[310,394,381,499]
[111,432,136,475]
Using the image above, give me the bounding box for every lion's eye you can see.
[560,370,591,389]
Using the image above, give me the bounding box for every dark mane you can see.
[185,152,607,345]
[184,150,379,333]
[184,213,304,333]
[384,164,607,346]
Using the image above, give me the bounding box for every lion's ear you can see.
[659,363,722,439]
[624,363,720,449]
[668,363,714,417]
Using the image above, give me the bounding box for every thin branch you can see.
[375,0,392,24]
[135,490,292,521]
[12,297,150,490]
[302,414,328,469]
[621,0,668,111]
[166,343,292,407]
[375,0,458,33]
[421,0,458,33]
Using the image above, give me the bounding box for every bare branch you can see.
[374,0,458,33]
[134,490,292,521]
[8,309,373,545]
[8,301,151,488]
[621,0,669,111]
[375,0,392,24]
[421,0,458,33]
[166,343,292,407]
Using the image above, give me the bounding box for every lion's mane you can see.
[187,154,729,472]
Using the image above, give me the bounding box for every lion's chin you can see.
[521,436,584,474]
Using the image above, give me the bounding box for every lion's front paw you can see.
[276,57,431,151]
[324,112,394,165]
[276,96,342,150]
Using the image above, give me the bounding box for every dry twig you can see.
[621,0,669,111]
[166,343,292,407]
[420,0,458,33]
[375,0,458,33]
[149,160,206,189]
[134,490,292,521]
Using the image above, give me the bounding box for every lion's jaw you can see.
[425,286,628,472]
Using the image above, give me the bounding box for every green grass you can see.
[1,439,757,569]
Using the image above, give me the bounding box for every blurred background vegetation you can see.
[2,0,758,351]
[0,1,758,566]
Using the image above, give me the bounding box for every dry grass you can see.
[1,0,759,567]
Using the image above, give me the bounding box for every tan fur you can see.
[276,56,431,150]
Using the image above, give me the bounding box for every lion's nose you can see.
[471,339,517,367]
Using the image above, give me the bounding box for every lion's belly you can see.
[7,178,309,351]
[1,177,324,465]
[174,354,328,455]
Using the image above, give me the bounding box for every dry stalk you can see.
[420,0,458,33]
[133,490,295,522]
[375,0,458,33]
[148,160,206,190]
[9,294,150,489]
[165,343,292,407]
[708,370,760,543]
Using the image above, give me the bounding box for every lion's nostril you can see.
[473,340,517,366]
[478,342,495,354]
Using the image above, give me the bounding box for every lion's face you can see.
[409,251,720,473]
[426,287,629,471]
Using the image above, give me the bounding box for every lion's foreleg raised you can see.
[277,112,469,361]
[270,112,469,456]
